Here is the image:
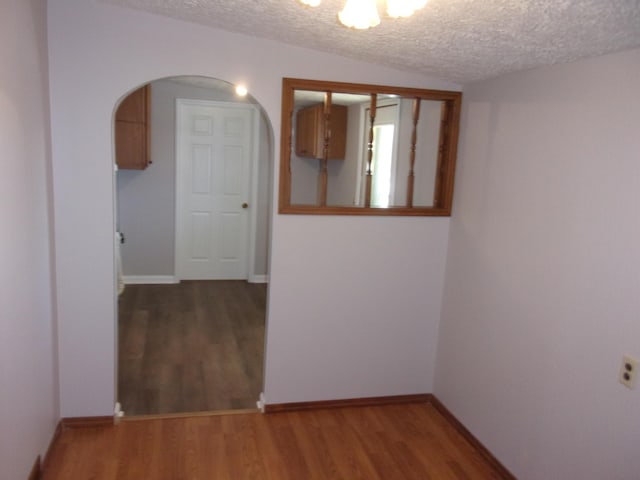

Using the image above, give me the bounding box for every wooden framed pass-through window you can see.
[279,78,462,216]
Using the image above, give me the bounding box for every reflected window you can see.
[370,124,395,208]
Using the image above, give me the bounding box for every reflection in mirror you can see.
[280,78,461,216]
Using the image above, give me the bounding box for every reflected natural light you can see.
[370,125,394,207]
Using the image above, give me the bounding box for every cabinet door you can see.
[115,85,150,170]
[326,105,347,160]
[115,122,147,170]
[295,107,320,157]
[295,104,347,159]
[116,87,146,122]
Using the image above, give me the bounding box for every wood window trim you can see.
[279,78,462,216]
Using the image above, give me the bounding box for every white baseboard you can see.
[123,275,178,285]
[248,274,268,284]
[124,275,267,284]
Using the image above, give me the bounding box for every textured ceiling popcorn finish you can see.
[103,0,640,84]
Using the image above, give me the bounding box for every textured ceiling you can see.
[103,0,640,84]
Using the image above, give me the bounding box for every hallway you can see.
[118,280,266,415]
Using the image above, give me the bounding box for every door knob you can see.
[242,203,249,209]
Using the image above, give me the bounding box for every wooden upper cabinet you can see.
[115,85,150,170]
[295,103,347,160]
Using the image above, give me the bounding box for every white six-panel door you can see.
[176,100,253,280]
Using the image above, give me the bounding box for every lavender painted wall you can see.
[435,48,640,479]
[14,0,638,476]
[47,0,459,416]
[0,1,59,478]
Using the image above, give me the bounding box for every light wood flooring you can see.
[118,280,266,415]
[42,402,507,479]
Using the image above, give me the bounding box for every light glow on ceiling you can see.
[300,0,428,30]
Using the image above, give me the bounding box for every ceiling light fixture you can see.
[299,0,428,30]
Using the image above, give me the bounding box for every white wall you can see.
[266,215,450,402]
[48,0,459,416]
[435,48,640,479]
[117,78,271,278]
[0,1,59,478]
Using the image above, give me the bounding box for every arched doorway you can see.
[113,76,273,416]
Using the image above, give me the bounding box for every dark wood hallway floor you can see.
[118,280,266,416]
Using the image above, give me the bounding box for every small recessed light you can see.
[235,85,248,97]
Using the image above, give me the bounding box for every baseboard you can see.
[123,275,267,284]
[123,275,178,285]
[430,396,516,480]
[122,408,258,422]
[248,274,268,284]
[61,416,114,429]
[39,420,62,480]
[264,393,432,413]
[27,455,40,480]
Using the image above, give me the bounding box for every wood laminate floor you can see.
[118,280,266,416]
[43,402,507,479]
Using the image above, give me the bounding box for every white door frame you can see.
[174,98,261,282]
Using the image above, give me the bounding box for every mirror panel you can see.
[279,78,462,216]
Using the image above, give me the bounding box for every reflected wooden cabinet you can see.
[115,85,150,170]
[295,103,347,159]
